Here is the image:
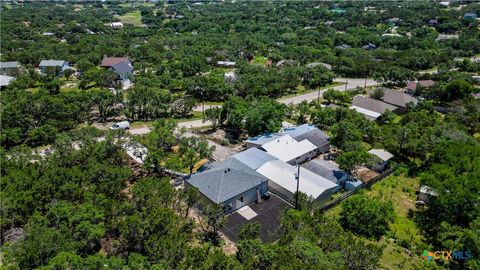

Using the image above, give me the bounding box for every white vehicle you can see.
[110,121,130,130]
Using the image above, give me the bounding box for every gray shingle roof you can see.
[111,62,133,76]
[352,95,398,114]
[282,124,330,149]
[186,158,267,203]
[369,88,418,108]
[0,61,20,69]
[233,148,277,170]
[302,160,348,184]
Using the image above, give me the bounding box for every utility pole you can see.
[399,127,406,155]
[317,88,321,105]
[344,80,348,93]
[364,77,368,91]
[295,165,300,209]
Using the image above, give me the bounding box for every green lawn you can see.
[117,11,142,26]
[325,174,444,269]
[251,56,269,66]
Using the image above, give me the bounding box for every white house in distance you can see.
[110,22,124,29]
[260,134,317,165]
[38,60,70,75]
[257,160,338,204]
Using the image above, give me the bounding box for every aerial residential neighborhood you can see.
[0,1,479,269]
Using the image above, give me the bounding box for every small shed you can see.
[368,149,394,172]
[417,185,438,204]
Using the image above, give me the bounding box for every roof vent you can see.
[228,168,231,172]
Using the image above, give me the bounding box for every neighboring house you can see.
[335,44,352,49]
[417,185,438,204]
[369,88,418,112]
[260,134,317,165]
[350,96,398,120]
[427,19,438,26]
[439,1,450,7]
[39,60,70,75]
[216,61,236,68]
[368,149,394,172]
[0,61,21,76]
[306,62,332,70]
[463,13,477,20]
[405,80,435,94]
[386,17,401,25]
[302,159,351,192]
[224,70,237,83]
[232,148,278,170]
[282,124,330,154]
[110,22,124,28]
[436,34,458,41]
[100,56,134,89]
[276,59,297,68]
[185,158,268,214]
[257,160,338,204]
[0,75,15,88]
[362,43,377,50]
[330,8,346,14]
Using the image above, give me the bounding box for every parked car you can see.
[110,121,130,130]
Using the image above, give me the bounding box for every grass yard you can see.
[117,11,143,27]
[251,56,270,66]
[324,173,444,269]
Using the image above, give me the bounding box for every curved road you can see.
[192,78,378,111]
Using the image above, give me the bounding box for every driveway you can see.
[222,194,292,242]
[184,132,238,161]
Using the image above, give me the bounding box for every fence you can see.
[319,165,398,212]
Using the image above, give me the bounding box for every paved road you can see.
[278,78,378,105]
[192,78,378,110]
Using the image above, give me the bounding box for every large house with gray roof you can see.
[369,88,418,112]
[0,61,21,76]
[185,158,268,214]
[100,56,134,89]
[350,95,398,121]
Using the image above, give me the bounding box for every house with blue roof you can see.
[303,159,362,192]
